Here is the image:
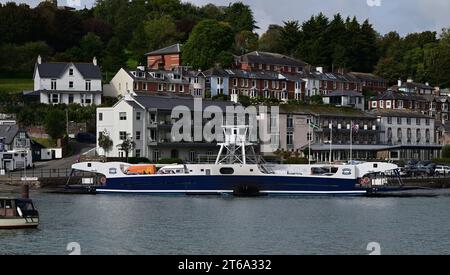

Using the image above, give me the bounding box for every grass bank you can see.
[0,78,33,93]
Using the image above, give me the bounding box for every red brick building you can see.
[145,44,182,70]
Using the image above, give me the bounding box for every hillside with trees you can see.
[1,0,450,87]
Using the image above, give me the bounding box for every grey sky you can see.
[2,0,450,36]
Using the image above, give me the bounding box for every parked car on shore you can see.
[435,165,450,175]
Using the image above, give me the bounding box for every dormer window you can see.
[69,68,74,76]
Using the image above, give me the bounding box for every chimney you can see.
[93,57,97,66]
[37,55,42,65]
[316,67,323,73]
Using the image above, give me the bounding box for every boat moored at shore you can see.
[0,197,39,229]
[70,126,402,196]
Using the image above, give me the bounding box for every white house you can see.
[33,56,102,106]
[96,94,235,162]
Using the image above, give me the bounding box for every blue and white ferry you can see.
[71,126,402,196]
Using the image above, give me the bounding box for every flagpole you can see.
[329,121,332,165]
[308,117,311,165]
[350,120,353,163]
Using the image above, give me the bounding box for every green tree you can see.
[103,37,127,72]
[442,145,450,158]
[280,20,301,57]
[80,32,103,61]
[117,134,136,162]
[44,109,66,140]
[258,25,284,53]
[98,129,113,156]
[182,19,234,70]
[223,2,257,34]
[234,30,258,54]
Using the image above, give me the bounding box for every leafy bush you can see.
[442,145,450,158]
[158,158,183,164]
[283,157,309,164]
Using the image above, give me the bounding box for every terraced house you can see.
[205,68,305,101]
[108,67,193,98]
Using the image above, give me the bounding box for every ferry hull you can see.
[96,175,366,196]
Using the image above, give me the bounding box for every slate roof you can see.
[239,51,307,67]
[324,90,363,97]
[145,44,182,56]
[0,124,20,145]
[131,95,237,111]
[36,62,102,79]
[371,91,427,101]
[349,72,387,82]
[126,69,190,84]
[370,109,431,119]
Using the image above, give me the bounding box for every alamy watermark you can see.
[170,98,279,153]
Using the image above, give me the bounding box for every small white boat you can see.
[0,197,39,229]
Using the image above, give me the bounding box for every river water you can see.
[1,190,450,255]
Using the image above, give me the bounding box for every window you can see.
[397,128,402,142]
[189,151,196,162]
[282,82,287,90]
[287,131,293,146]
[69,68,73,76]
[220,167,235,175]
[69,81,74,88]
[51,79,57,90]
[143,83,147,90]
[371,101,377,108]
[136,112,141,120]
[252,80,257,88]
[99,113,103,121]
[387,127,392,143]
[287,114,293,128]
[386,101,392,108]
[135,149,141,158]
[426,119,430,126]
[119,112,127,120]
[416,129,421,142]
[264,80,269,89]
[119,131,127,140]
[158,83,164,91]
[153,150,160,162]
[86,81,91,91]
[217,77,223,85]
[407,118,411,125]
[379,100,384,108]
[407,128,412,143]
[84,95,92,105]
[169,84,175,92]
[179,85,184,93]
[387,117,392,125]
[51,94,59,104]
[136,131,141,140]
[233,78,238,87]
[416,118,421,125]
[397,117,402,125]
